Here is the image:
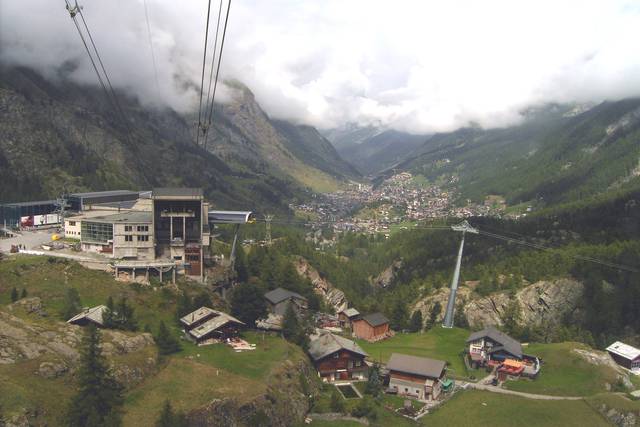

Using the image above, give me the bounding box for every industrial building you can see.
[67,190,140,211]
[80,211,154,260]
[0,200,58,228]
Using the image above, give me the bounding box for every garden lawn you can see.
[426,390,609,427]
[503,342,618,396]
[356,327,477,379]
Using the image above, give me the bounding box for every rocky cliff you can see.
[412,278,584,329]
[293,257,348,313]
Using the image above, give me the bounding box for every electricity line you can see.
[202,0,232,151]
[143,0,160,92]
[196,0,214,146]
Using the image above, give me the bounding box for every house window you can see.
[137,225,148,232]
[137,235,149,242]
[333,353,339,359]
[405,388,409,392]
[355,360,361,367]
[124,225,133,232]
[69,221,76,226]
[125,235,133,242]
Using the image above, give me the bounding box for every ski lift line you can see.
[478,230,639,273]
[196,0,214,146]
[202,0,224,143]
[202,0,232,151]
[143,0,160,91]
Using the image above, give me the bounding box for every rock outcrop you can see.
[412,286,472,325]
[370,259,403,288]
[294,257,348,313]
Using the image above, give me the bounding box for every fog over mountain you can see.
[2,0,640,134]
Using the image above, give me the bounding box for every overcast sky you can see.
[2,0,640,133]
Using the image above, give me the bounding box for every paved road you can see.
[0,230,58,253]
[466,382,583,400]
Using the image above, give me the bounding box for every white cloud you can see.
[1,0,639,133]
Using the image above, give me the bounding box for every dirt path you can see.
[466,382,583,400]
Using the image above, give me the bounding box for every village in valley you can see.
[1,187,640,427]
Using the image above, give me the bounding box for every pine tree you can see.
[176,293,192,319]
[62,288,83,320]
[10,287,18,303]
[427,301,442,329]
[155,321,181,355]
[155,400,187,427]
[230,283,267,325]
[365,363,382,397]
[234,244,249,282]
[20,288,27,299]
[282,303,300,342]
[192,292,212,310]
[66,325,123,427]
[409,310,423,332]
[390,299,409,331]
[103,296,115,328]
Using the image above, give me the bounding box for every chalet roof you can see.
[187,311,245,340]
[264,287,307,305]
[180,307,217,327]
[340,308,360,318]
[360,312,389,327]
[308,332,368,361]
[387,353,446,379]
[607,341,640,361]
[466,326,523,358]
[67,305,107,326]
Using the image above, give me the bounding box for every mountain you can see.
[391,100,640,207]
[0,67,356,210]
[335,129,428,175]
[321,123,382,150]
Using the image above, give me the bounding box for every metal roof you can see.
[87,200,139,210]
[308,332,368,361]
[84,211,152,224]
[180,306,217,327]
[466,326,523,358]
[340,308,360,318]
[264,287,307,304]
[607,341,640,361]
[152,188,203,199]
[67,305,107,326]
[387,353,446,379]
[69,190,138,199]
[208,210,255,224]
[2,200,57,207]
[186,311,245,340]
[360,312,389,327]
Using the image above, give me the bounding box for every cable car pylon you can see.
[442,220,479,328]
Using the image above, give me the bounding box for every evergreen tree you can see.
[409,310,423,332]
[176,293,192,319]
[103,297,136,331]
[281,303,308,348]
[192,292,212,309]
[330,390,345,413]
[10,287,18,303]
[364,363,382,397]
[155,400,187,427]
[390,299,409,331]
[235,244,249,282]
[20,288,27,299]
[66,325,123,427]
[154,321,181,355]
[427,301,442,329]
[230,282,267,325]
[61,288,83,320]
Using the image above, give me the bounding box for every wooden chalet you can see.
[607,341,640,373]
[264,287,308,316]
[338,307,360,328]
[466,326,539,377]
[352,312,391,342]
[180,307,245,345]
[387,353,447,401]
[67,305,107,327]
[308,332,368,382]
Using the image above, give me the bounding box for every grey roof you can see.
[152,188,203,199]
[361,312,389,327]
[466,326,523,358]
[264,287,307,304]
[180,306,217,327]
[86,211,152,224]
[67,305,107,326]
[341,308,360,318]
[387,353,446,379]
[208,210,255,224]
[2,200,57,207]
[308,332,368,361]
[88,200,139,210]
[70,190,138,199]
[186,310,245,340]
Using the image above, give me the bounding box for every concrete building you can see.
[80,211,154,260]
[68,190,140,211]
[152,188,210,278]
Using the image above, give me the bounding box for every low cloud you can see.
[2,0,640,133]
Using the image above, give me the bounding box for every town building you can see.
[338,307,360,328]
[607,341,640,373]
[308,332,368,382]
[180,307,245,345]
[387,353,447,401]
[264,287,308,316]
[352,312,391,341]
[152,188,210,278]
[67,305,107,327]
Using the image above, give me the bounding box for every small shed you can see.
[607,341,640,372]
[67,305,107,327]
[338,307,360,328]
[352,312,390,341]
